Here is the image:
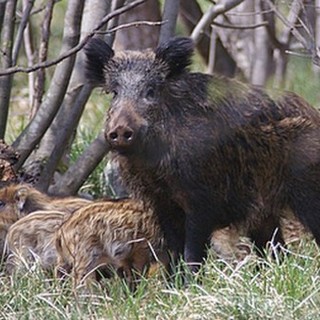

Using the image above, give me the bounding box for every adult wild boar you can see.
[85,36,320,272]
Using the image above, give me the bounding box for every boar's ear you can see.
[84,37,114,86]
[155,37,194,77]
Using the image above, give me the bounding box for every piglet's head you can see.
[84,37,194,154]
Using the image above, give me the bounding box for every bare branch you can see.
[12,0,35,65]
[22,0,36,109]
[96,20,164,34]
[49,131,109,196]
[179,0,237,77]
[265,0,312,52]
[191,0,245,44]
[207,27,217,74]
[0,0,147,76]
[31,0,55,116]
[266,0,320,66]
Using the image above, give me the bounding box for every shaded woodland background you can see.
[1,0,320,197]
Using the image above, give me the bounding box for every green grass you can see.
[1,240,320,319]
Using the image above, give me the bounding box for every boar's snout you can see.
[106,125,135,149]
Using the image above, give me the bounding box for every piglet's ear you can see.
[14,187,29,217]
[84,37,114,86]
[155,37,194,77]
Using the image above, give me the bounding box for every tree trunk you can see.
[315,0,320,73]
[251,0,274,86]
[114,0,161,49]
[158,0,179,45]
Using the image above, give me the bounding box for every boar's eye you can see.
[0,201,5,209]
[111,89,118,99]
[144,87,156,101]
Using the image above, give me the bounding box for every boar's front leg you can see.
[154,201,186,272]
[184,213,214,273]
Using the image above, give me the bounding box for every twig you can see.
[191,0,245,44]
[0,0,147,76]
[285,50,312,58]
[22,0,36,109]
[266,0,320,66]
[225,8,273,16]
[96,20,164,34]
[211,20,268,29]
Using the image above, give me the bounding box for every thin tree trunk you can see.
[159,0,180,44]
[0,0,17,139]
[273,0,301,87]
[314,0,320,73]
[251,1,273,86]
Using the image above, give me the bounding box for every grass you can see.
[1,239,320,319]
[4,13,320,319]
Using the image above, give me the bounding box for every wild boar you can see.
[85,36,320,272]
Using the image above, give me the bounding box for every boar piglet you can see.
[85,36,320,273]
[5,210,70,273]
[55,199,168,289]
[0,183,92,255]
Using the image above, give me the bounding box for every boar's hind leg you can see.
[249,215,285,256]
[288,173,320,245]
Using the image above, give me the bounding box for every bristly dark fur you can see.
[84,37,114,85]
[85,36,320,273]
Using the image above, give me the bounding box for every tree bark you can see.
[314,0,320,73]
[159,0,180,44]
[114,0,161,50]
[251,1,274,86]
[0,0,17,139]
[0,0,7,35]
